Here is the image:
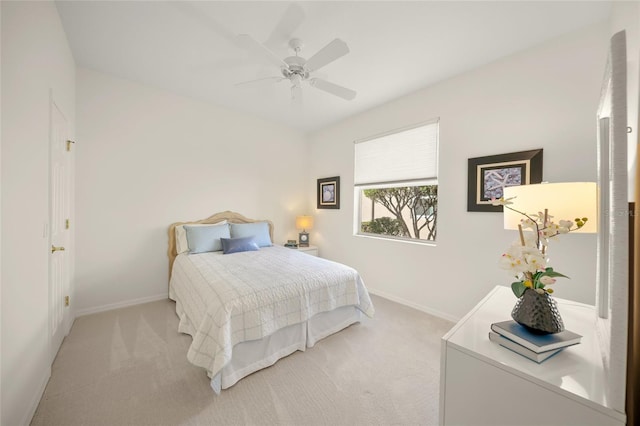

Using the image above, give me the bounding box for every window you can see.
[354,120,438,242]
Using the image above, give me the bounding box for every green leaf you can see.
[541,271,570,279]
[511,281,526,298]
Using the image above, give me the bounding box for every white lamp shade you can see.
[503,182,597,233]
[296,215,314,230]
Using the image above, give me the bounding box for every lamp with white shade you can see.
[503,182,598,234]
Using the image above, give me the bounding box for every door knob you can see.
[51,245,66,254]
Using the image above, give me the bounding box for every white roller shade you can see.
[354,121,438,186]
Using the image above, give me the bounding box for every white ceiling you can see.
[55,1,611,133]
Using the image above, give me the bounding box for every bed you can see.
[167,211,375,393]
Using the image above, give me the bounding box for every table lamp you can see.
[503,182,597,234]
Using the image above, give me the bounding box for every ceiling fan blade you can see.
[305,39,350,72]
[236,34,289,68]
[235,76,284,87]
[309,78,356,101]
[265,3,305,49]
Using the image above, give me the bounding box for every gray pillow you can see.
[220,236,260,254]
[184,223,230,253]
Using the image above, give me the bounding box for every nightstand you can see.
[297,245,319,257]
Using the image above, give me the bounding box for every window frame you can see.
[353,119,439,244]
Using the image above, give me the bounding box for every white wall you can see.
[1,2,76,425]
[308,23,609,321]
[75,68,309,314]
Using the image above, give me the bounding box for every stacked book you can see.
[489,320,582,363]
[284,240,298,248]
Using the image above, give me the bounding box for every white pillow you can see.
[175,220,227,254]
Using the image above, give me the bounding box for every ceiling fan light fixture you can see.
[291,74,302,86]
[282,56,309,81]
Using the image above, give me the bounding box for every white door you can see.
[49,100,72,362]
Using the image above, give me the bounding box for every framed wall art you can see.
[467,149,543,212]
[317,176,340,209]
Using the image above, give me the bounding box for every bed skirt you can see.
[172,295,362,394]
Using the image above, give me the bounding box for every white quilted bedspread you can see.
[169,246,375,378]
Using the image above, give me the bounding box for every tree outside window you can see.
[360,184,437,241]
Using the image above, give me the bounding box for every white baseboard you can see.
[75,293,169,317]
[367,288,460,323]
[76,289,458,323]
[23,366,51,426]
[64,315,74,337]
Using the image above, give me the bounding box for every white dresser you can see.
[439,286,626,426]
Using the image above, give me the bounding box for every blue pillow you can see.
[220,236,260,254]
[184,223,230,254]
[229,222,272,247]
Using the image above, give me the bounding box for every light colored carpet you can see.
[31,295,454,426]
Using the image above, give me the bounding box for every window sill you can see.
[353,232,437,247]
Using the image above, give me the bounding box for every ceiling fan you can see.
[236,35,357,102]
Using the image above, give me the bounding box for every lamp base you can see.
[298,231,309,247]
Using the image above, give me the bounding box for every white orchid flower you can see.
[559,219,574,228]
[524,252,547,273]
[500,241,546,275]
[499,253,525,273]
[543,223,560,238]
[500,245,529,273]
[531,211,553,222]
[558,220,573,234]
[491,196,516,206]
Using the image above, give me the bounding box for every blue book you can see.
[489,332,564,363]
[490,320,582,353]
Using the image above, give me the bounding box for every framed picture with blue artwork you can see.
[467,149,543,212]
[317,176,340,209]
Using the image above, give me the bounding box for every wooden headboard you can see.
[167,211,274,279]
